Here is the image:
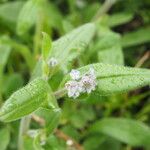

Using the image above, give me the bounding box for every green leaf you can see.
[83,134,106,150]
[42,32,52,61]
[0,128,10,150]
[108,12,134,27]
[17,0,41,35]
[0,78,50,122]
[50,23,95,72]
[98,45,124,65]
[96,30,124,65]
[89,118,150,147]
[98,137,121,150]
[87,27,124,65]
[121,27,150,47]
[62,63,150,95]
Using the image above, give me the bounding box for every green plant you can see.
[0,0,150,150]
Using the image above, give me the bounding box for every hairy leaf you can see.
[62,63,150,95]
[0,78,50,122]
[50,23,95,71]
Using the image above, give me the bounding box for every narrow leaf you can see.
[122,27,150,47]
[42,32,52,61]
[108,12,134,27]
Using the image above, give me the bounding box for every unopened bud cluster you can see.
[65,68,97,99]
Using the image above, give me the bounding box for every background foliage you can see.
[0,0,150,150]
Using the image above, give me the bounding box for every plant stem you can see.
[92,0,118,21]
[18,116,31,150]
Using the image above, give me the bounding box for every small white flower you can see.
[65,67,97,99]
[48,57,58,67]
[80,75,97,93]
[65,80,83,99]
[70,69,80,80]
[80,67,97,94]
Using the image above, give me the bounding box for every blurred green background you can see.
[0,0,150,150]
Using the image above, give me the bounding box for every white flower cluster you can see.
[48,57,58,67]
[65,68,97,99]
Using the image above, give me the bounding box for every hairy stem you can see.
[18,116,31,150]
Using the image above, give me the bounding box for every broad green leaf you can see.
[122,27,150,47]
[42,32,52,61]
[0,78,50,122]
[0,128,10,150]
[62,63,150,95]
[50,23,95,72]
[108,12,134,27]
[17,0,41,35]
[89,118,150,147]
